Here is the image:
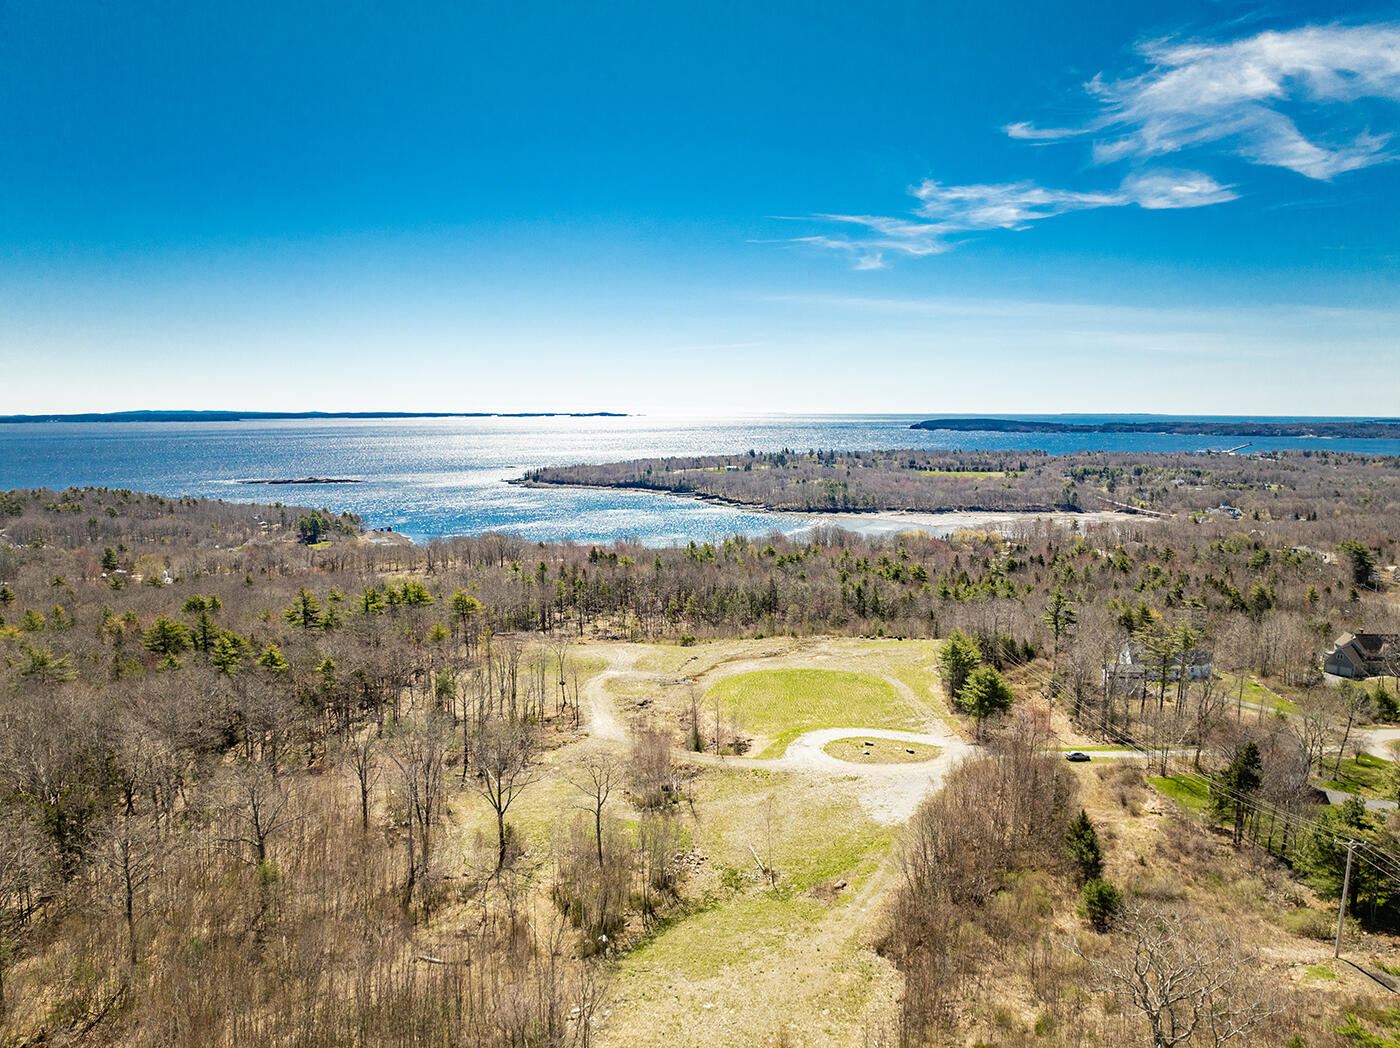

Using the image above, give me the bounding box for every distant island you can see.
[0,409,627,424]
[911,417,1400,438]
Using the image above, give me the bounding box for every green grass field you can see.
[1217,673,1298,714]
[618,774,891,977]
[1148,774,1212,813]
[1319,752,1394,800]
[823,738,941,764]
[707,668,916,757]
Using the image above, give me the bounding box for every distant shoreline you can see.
[0,410,628,424]
[515,476,1070,516]
[910,417,1400,438]
[509,477,1146,535]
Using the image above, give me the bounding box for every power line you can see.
[991,646,1400,895]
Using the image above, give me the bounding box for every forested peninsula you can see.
[518,447,1394,516]
[910,417,1400,438]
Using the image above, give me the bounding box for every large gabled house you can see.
[1103,641,1214,692]
[1324,633,1399,679]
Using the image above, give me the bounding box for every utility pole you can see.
[1335,840,1357,958]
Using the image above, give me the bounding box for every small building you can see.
[1324,633,1398,679]
[1103,641,1214,691]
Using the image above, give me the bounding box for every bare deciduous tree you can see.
[1289,688,1339,776]
[342,730,380,832]
[222,760,297,867]
[628,722,677,810]
[469,717,539,873]
[388,716,448,910]
[1069,902,1275,1048]
[95,812,156,966]
[569,753,619,867]
[0,818,54,1018]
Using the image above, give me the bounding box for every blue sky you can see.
[2,0,1398,415]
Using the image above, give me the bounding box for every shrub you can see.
[1281,906,1346,941]
[955,665,1015,725]
[938,630,981,699]
[1095,762,1146,812]
[1372,681,1399,723]
[1079,879,1122,932]
[1065,809,1103,885]
[629,722,679,809]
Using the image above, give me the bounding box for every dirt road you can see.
[578,646,973,824]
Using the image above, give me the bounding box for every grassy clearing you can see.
[618,637,951,754]
[441,766,581,870]
[1149,774,1212,813]
[1319,752,1394,800]
[876,641,949,713]
[823,738,941,764]
[634,636,947,709]
[623,891,826,979]
[707,669,915,757]
[604,770,899,1047]
[1218,673,1298,715]
[570,652,609,682]
[633,638,803,677]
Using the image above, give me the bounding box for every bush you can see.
[1281,905,1349,941]
[1079,879,1122,932]
[630,722,681,809]
[1372,682,1399,723]
[955,665,1015,724]
[1065,809,1103,885]
[550,816,630,954]
[883,743,1076,1037]
[1100,763,1146,813]
[939,631,981,699]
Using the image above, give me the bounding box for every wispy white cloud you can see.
[794,171,1235,268]
[1003,121,1080,142]
[1118,170,1239,209]
[793,21,1400,267]
[1074,23,1400,179]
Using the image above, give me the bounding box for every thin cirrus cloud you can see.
[796,21,1400,268]
[1067,22,1400,179]
[795,170,1236,269]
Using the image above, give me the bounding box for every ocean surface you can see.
[2,414,1397,546]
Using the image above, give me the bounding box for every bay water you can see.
[2,414,1395,545]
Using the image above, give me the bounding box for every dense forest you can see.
[520,447,1400,515]
[1,468,1399,1045]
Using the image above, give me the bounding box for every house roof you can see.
[1118,640,1213,667]
[1326,633,1398,672]
[1328,645,1367,671]
[1351,634,1396,657]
